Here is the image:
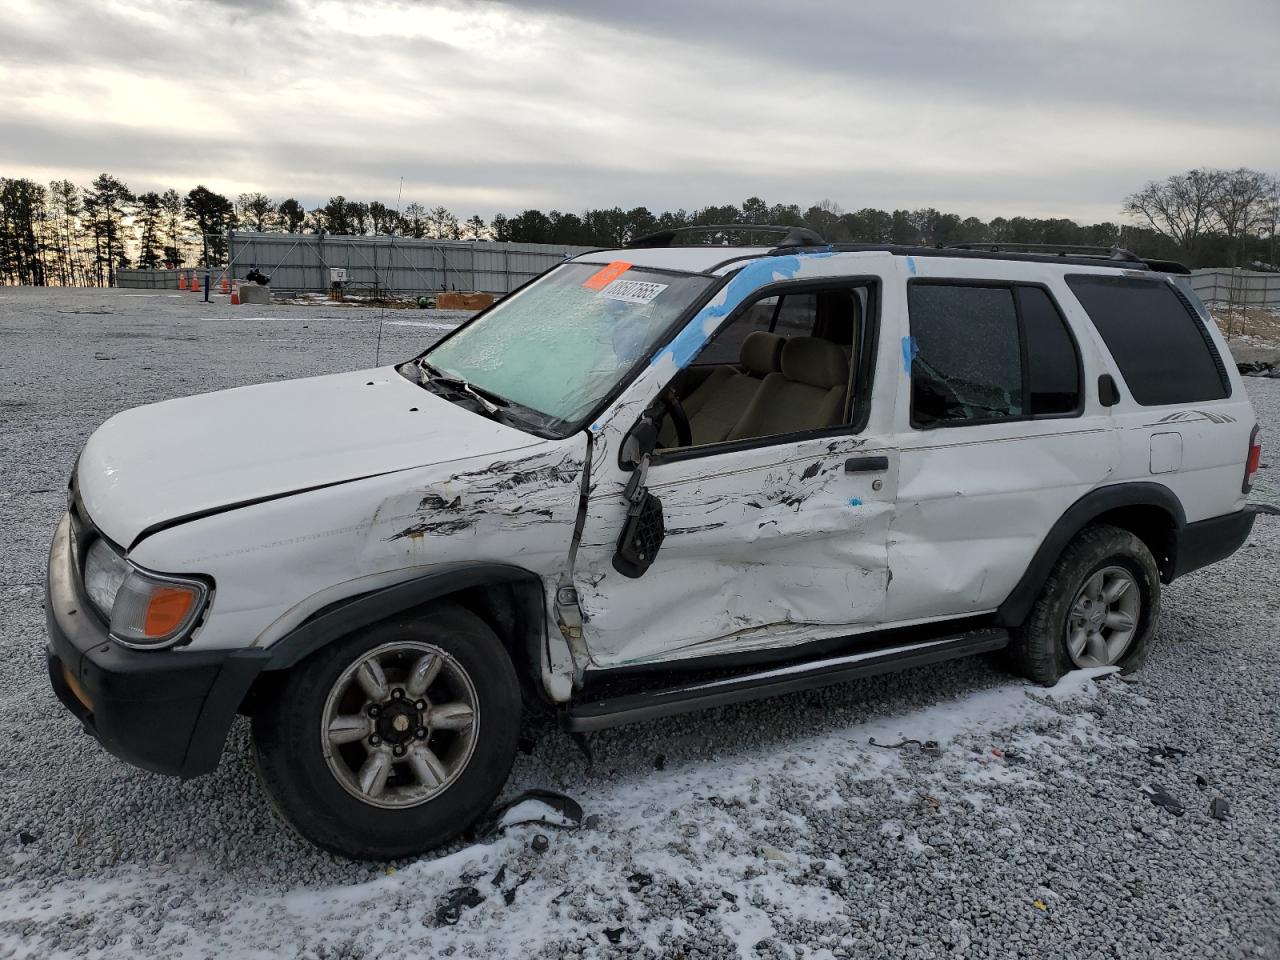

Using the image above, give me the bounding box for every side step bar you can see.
[564,628,1009,732]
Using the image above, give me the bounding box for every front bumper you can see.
[45,512,268,778]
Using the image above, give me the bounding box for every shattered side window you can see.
[908,284,1023,426]
[425,263,711,430]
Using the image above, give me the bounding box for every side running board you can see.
[564,628,1009,732]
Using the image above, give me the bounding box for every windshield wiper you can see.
[413,359,515,419]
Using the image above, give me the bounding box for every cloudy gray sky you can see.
[2,0,1277,222]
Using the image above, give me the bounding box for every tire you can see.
[252,602,521,860]
[1011,524,1161,685]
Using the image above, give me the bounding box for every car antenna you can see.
[374,176,405,367]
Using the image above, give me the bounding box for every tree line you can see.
[1,167,1276,286]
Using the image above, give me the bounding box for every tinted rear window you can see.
[1066,275,1229,406]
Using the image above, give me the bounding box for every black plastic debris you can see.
[502,872,532,906]
[1194,773,1210,789]
[1210,798,1231,821]
[550,889,570,905]
[530,834,550,853]
[469,789,584,841]
[1141,783,1186,817]
[435,885,484,926]
[17,831,36,846]
[722,890,738,904]
[604,928,626,944]
[627,871,653,893]
[869,736,923,750]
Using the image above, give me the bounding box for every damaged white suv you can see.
[46,227,1263,859]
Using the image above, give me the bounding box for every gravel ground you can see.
[0,287,1277,960]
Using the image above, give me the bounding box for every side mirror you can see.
[612,488,665,579]
[619,417,660,471]
[613,415,664,578]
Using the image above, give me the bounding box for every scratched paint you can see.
[574,435,891,667]
[131,437,588,655]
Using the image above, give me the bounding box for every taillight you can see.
[1244,424,1261,493]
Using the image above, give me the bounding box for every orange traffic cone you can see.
[191,272,201,292]
[178,272,188,290]
[219,275,229,294]
[229,283,240,306]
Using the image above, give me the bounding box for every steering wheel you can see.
[659,387,693,448]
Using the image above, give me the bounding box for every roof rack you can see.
[945,242,1147,265]
[626,224,827,250]
[825,242,1190,275]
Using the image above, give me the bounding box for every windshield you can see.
[423,262,712,432]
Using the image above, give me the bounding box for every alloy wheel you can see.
[320,641,479,809]
[1065,565,1142,668]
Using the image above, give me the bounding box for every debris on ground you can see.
[435,886,484,926]
[1141,783,1186,817]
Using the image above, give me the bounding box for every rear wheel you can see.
[1011,524,1161,685]
[252,602,521,860]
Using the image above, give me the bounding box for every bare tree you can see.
[1210,168,1271,267]
[1123,168,1224,261]
[1264,175,1280,269]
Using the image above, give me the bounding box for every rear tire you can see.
[251,602,521,860]
[1011,524,1161,685]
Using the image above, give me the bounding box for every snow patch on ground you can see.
[0,670,1115,959]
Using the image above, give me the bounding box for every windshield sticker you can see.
[582,261,632,290]
[599,278,668,305]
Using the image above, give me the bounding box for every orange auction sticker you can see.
[581,261,632,290]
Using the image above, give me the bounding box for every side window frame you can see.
[649,274,882,465]
[907,277,1084,430]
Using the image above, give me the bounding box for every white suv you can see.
[45,228,1263,859]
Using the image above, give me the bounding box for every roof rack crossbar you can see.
[625,224,827,250]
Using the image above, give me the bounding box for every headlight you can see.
[83,539,210,648]
[84,538,129,616]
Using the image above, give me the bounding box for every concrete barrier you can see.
[238,282,271,305]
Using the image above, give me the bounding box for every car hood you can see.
[77,367,545,548]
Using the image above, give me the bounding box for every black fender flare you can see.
[262,562,548,673]
[994,482,1186,627]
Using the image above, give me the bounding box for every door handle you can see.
[844,456,888,473]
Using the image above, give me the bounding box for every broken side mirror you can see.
[612,419,665,578]
[618,416,659,471]
[612,484,665,579]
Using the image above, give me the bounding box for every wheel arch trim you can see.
[995,482,1185,627]
[260,563,548,675]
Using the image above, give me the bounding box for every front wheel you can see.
[252,603,521,860]
[1011,524,1161,685]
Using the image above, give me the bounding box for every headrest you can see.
[739,331,785,377]
[780,337,849,390]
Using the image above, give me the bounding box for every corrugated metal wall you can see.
[118,250,1280,307]
[116,235,598,293]
[1185,268,1280,307]
[228,233,596,294]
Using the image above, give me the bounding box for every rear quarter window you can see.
[1065,275,1230,406]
